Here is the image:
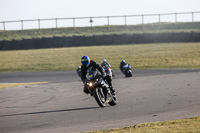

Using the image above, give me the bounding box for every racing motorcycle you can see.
[101,63,114,77]
[122,64,132,77]
[85,69,118,107]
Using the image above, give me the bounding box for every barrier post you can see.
[73,18,75,28]
[192,12,194,22]
[125,16,127,26]
[175,13,177,23]
[38,19,40,29]
[142,15,144,25]
[107,16,109,26]
[56,18,58,28]
[3,21,5,31]
[89,17,93,27]
[21,20,23,30]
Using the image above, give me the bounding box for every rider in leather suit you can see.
[120,60,127,74]
[101,59,115,77]
[81,56,115,94]
[101,59,111,68]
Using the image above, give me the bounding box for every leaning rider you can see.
[101,59,115,77]
[101,59,111,68]
[120,60,127,74]
[80,56,115,94]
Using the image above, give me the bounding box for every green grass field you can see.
[0,42,200,72]
[1,22,200,41]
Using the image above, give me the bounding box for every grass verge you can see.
[0,82,48,90]
[87,116,200,133]
[0,42,200,72]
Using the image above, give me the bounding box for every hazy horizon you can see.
[1,0,200,21]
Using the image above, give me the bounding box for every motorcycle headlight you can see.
[88,82,93,87]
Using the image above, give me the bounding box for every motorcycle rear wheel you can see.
[109,94,118,106]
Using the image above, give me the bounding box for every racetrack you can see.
[0,69,200,133]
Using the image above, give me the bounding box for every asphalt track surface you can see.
[0,69,200,133]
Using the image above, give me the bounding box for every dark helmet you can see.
[81,56,90,67]
[121,60,125,63]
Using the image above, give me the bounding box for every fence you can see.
[0,11,200,31]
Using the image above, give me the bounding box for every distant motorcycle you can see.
[101,63,114,77]
[122,64,132,77]
[85,69,118,107]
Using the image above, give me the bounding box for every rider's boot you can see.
[106,77,115,95]
[109,86,116,95]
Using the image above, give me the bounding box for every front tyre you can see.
[126,70,132,77]
[93,87,106,107]
[128,70,133,77]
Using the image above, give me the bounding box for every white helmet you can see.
[103,59,107,63]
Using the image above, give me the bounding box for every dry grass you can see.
[0,43,200,72]
[87,116,200,133]
[0,82,48,89]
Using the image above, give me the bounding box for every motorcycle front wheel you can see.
[93,87,106,107]
[128,70,133,77]
[125,70,132,77]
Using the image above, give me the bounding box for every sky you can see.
[0,0,200,30]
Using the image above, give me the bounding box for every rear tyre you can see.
[109,94,118,106]
[93,87,106,107]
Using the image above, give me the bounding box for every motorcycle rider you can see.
[101,59,111,68]
[120,60,128,74]
[101,59,115,77]
[81,56,115,94]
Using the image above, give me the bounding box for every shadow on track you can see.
[0,107,99,117]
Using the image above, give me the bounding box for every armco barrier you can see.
[0,32,200,50]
